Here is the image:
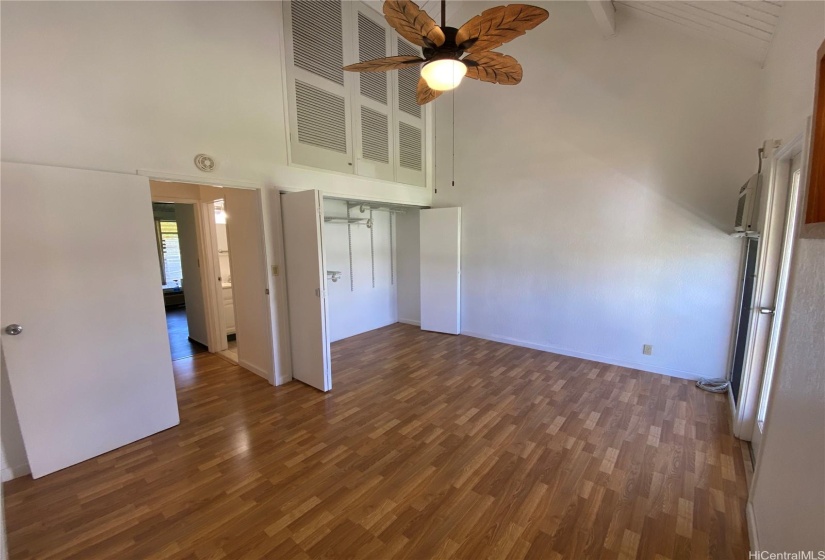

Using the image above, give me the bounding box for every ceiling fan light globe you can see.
[421,59,467,91]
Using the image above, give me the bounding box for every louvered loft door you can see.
[393,37,426,187]
[351,5,394,181]
[284,0,354,174]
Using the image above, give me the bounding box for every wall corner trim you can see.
[1,462,31,483]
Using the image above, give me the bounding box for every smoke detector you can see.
[194,154,216,173]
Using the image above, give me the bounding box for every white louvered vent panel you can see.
[358,13,388,105]
[292,0,344,85]
[397,39,421,118]
[361,107,389,164]
[295,80,347,153]
[398,122,422,171]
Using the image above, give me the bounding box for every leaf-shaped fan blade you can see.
[464,52,523,85]
[416,77,444,105]
[344,55,424,72]
[383,0,446,48]
[455,4,549,53]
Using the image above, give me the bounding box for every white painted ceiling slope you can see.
[616,1,783,65]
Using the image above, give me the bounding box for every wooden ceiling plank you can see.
[684,1,777,33]
[734,0,783,18]
[637,1,773,42]
[616,1,770,62]
[696,1,780,27]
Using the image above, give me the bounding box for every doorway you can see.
[149,180,276,384]
[750,153,804,457]
[213,199,239,363]
[152,202,209,361]
[734,130,809,451]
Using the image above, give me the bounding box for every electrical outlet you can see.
[642,344,653,356]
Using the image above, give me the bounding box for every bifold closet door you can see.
[420,207,461,334]
[281,190,332,392]
[224,188,275,382]
[0,162,179,478]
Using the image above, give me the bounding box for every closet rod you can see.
[324,217,372,227]
[346,202,406,215]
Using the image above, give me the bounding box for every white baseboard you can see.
[238,359,273,384]
[727,384,738,428]
[1,462,30,482]
[460,330,704,381]
[746,501,759,552]
[398,319,421,326]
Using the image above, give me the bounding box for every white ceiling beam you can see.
[588,0,617,37]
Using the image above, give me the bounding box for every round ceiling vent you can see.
[194,154,216,173]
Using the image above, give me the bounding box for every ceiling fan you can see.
[343,0,549,105]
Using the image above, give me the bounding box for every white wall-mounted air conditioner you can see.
[734,174,761,233]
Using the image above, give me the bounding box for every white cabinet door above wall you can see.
[352,6,395,182]
[394,37,426,188]
[282,1,428,188]
[284,0,355,174]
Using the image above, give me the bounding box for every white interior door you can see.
[420,207,461,334]
[281,190,332,392]
[1,163,180,478]
[175,203,208,346]
[224,188,274,382]
[751,154,804,457]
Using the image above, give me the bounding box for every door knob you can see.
[5,324,23,335]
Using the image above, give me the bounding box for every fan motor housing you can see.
[423,27,473,62]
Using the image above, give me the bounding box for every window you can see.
[283,0,427,187]
[156,220,183,290]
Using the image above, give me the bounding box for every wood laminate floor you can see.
[166,306,208,361]
[3,323,749,559]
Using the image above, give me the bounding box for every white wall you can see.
[323,200,398,342]
[396,208,421,325]
[749,1,825,553]
[433,1,763,380]
[0,1,431,207]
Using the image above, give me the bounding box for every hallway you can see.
[165,307,208,361]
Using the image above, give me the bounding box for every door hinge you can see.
[265,289,270,295]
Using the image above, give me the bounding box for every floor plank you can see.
[3,323,749,559]
[166,306,208,361]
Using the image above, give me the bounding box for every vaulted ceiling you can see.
[615,1,783,65]
[418,1,783,66]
